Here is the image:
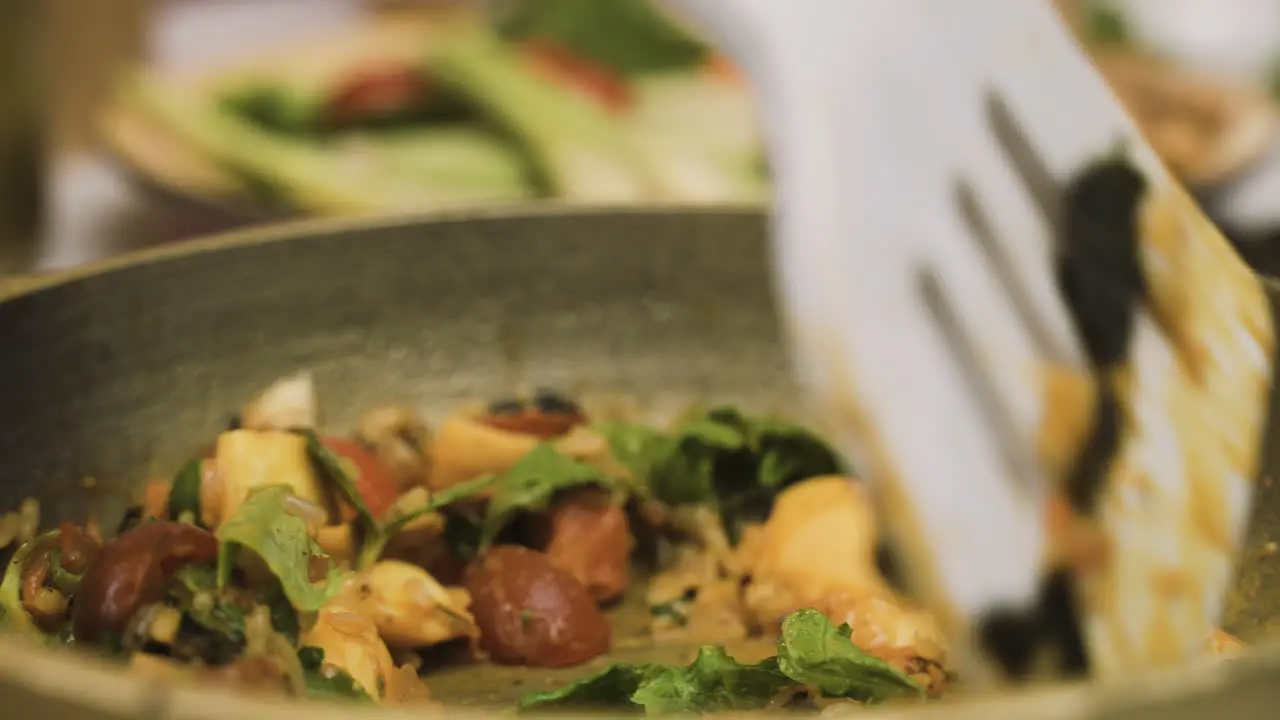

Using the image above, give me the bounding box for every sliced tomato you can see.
[324,64,432,128]
[519,39,633,114]
[321,436,400,520]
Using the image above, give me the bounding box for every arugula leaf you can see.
[479,444,617,546]
[775,609,923,703]
[298,646,376,703]
[168,458,204,527]
[302,430,379,552]
[518,609,923,714]
[517,647,791,714]
[630,647,793,715]
[516,663,658,712]
[495,0,711,77]
[0,530,59,640]
[215,485,347,612]
[355,474,495,569]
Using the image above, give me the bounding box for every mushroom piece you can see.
[210,430,328,529]
[240,372,318,432]
[428,414,616,492]
[337,560,478,649]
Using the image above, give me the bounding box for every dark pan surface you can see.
[2,208,1280,714]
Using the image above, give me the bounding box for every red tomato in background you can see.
[519,39,633,114]
[322,436,400,520]
[324,65,432,127]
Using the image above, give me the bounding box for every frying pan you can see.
[2,207,1280,719]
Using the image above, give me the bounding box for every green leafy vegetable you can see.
[495,0,711,77]
[517,663,658,713]
[630,648,792,715]
[517,609,922,714]
[480,443,618,546]
[430,28,658,201]
[168,458,204,527]
[1083,1,1130,46]
[169,565,245,639]
[303,430,378,540]
[776,609,923,703]
[517,647,789,714]
[355,474,496,569]
[299,646,375,703]
[215,485,347,612]
[599,407,846,537]
[0,530,59,640]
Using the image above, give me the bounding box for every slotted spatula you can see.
[661,0,1275,686]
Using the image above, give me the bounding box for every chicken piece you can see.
[302,602,397,703]
[817,591,948,679]
[540,488,634,603]
[339,560,479,649]
[356,406,433,491]
[427,415,618,492]
[241,372,317,431]
[739,475,949,675]
[738,476,885,602]
[210,430,328,529]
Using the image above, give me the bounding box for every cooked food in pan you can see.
[0,364,1248,712]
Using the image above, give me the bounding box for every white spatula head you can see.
[663,0,1275,685]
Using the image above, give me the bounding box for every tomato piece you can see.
[324,64,431,128]
[322,436,400,520]
[519,39,633,114]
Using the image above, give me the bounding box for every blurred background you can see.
[8,0,1280,273]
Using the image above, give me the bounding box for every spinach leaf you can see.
[165,565,247,664]
[355,474,495,568]
[0,530,59,640]
[443,511,484,565]
[495,0,711,77]
[168,458,204,527]
[599,408,846,538]
[775,609,923,703]
[215,485,347,612]
[479,444,618,547]
[298,646,375,703]
[170,565,245,635]
[630,647,792,715]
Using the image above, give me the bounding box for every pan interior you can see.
[0,208,1279,709]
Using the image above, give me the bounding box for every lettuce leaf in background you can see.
[129,76,535,213]
[494,0,711,77]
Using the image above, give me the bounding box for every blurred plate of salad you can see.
[98,2,768,220]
